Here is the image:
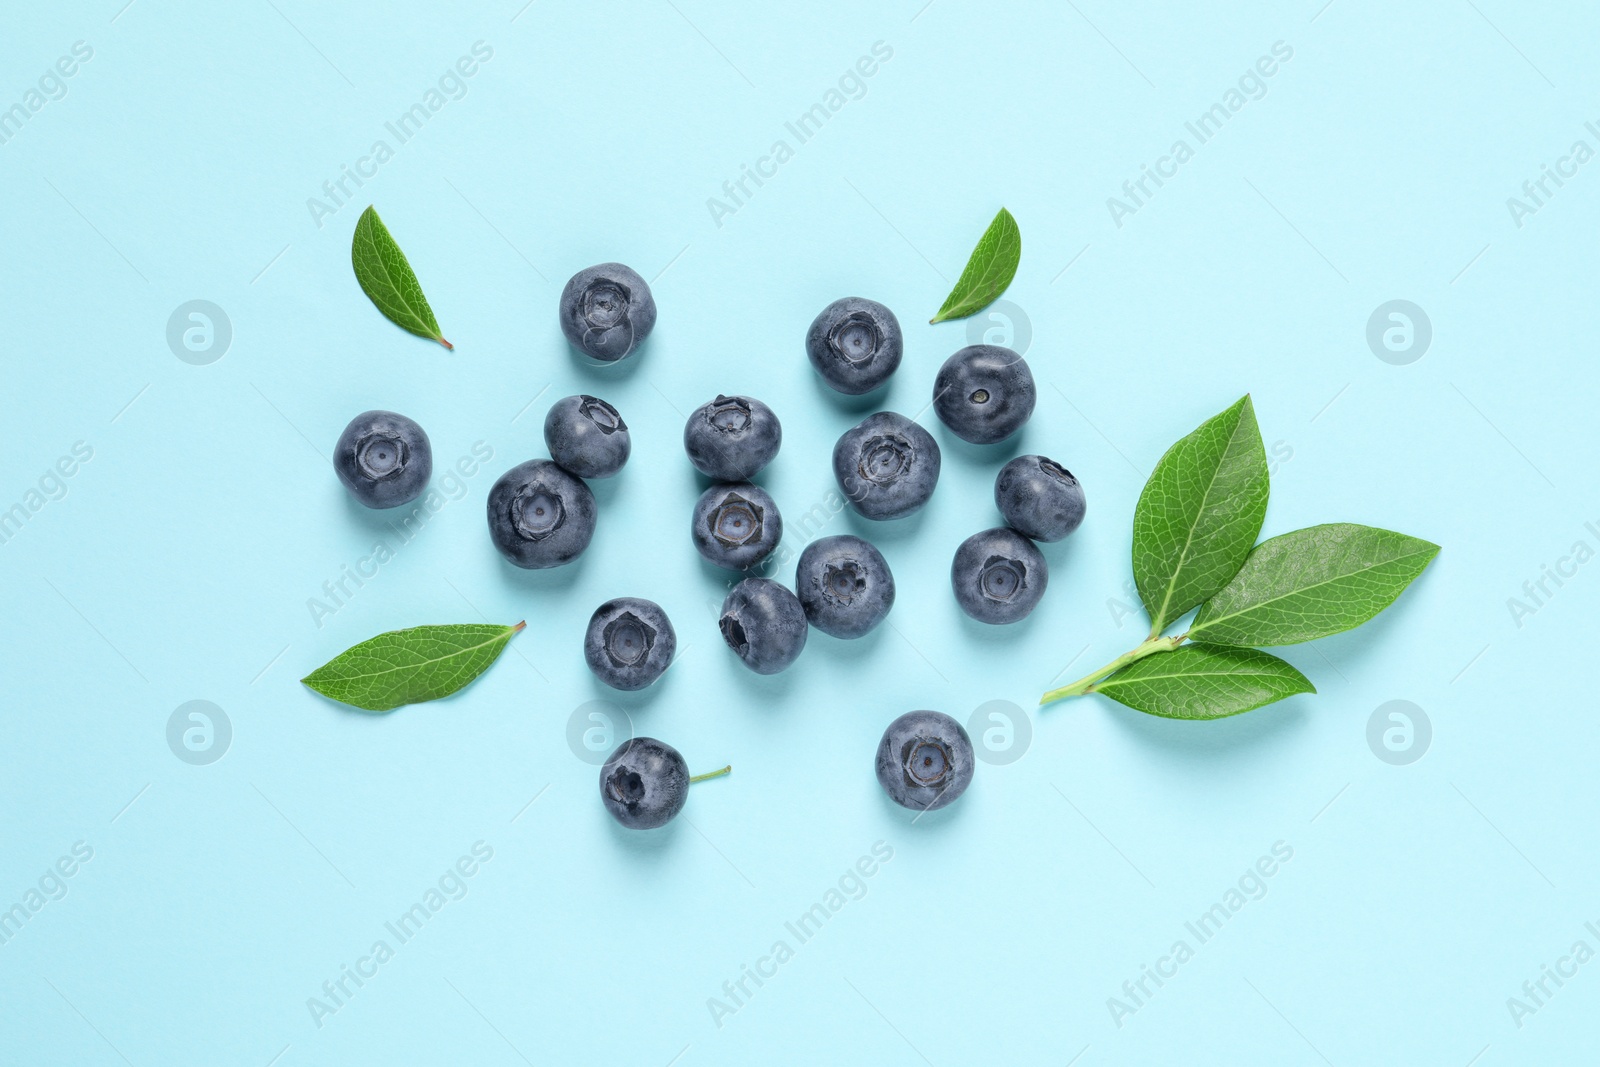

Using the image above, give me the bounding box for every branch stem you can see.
[1040,634,1187,706]
[689,765,731,785]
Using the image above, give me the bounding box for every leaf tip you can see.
[511,620,527,634]
[437,336,454,351]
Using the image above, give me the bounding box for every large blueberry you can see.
[795,535,895,639]
[599,737,688,829]
[950,527,1048,624]
[805,297,903,395]
[875,710,975,811]
[545,394,630,479]
[832,411,941,520]
[584,597,676,691]
[932,345,1037,444]
[559,263,656,362]
[486,459,597,569]
[334,410,432,509]
[720,578,807,674]
[684,395,782,480]
[692,483,782,571]
[994,455,1085,542]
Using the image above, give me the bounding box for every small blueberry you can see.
[875,711,975,811]
[559,263,656,362]
[486,459,597,569]
[334,410,432,509]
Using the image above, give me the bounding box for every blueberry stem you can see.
[1040,634,1187,706]
[689,765,732,784]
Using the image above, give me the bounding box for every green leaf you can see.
[1189,524,1439,647]
[929,207,1021,323]
[1132,395,1269,634]
[351,205,452,349]
[301,622,524,712]
[1093,645,1314,720]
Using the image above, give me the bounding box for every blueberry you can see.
[932,345,1037,445]
[995,455,1085,542]
[832,411,941,520]
[951,527,1048,624]
[720,578,807,674]
[599,737,688,829]
[584,598,676,691]
[486,459,597,569]
[805,297,903,395]
[692,483,782,571]
[545,394,630,479]
[795,535,895,639]
[875,710,975,811]
[683,395,782,480]
[334,410,432,509]
[559,262,656,362]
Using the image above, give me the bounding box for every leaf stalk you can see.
[1041,634,1187,706]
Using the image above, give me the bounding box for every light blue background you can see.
[1,0,1595,1063]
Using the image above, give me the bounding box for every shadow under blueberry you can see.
[956,607,1041,645]
[807,371,888,415]
[587,662,677,708]
[601,807,684,854]
[569,341,651,381]
[718,654,804,701]
[876,783,970,827]
[841,505,928,545]
[339,486,413,532]
[804,620,888,663]
[494,551,588,593]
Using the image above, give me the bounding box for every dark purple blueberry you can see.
[584,598,676,691]
[951,527,1048,624]
[875,711,974,811]
[720,578,807,674]
[545,395,630,479]
[831,412,941,520]
[692,483,782,571]
[933,345,1036,445]
[683,394,782,480]
[795,535,895,639]
[559,263,656,362]
[995,455,1085,542]
[334,410,432,509]
[486,459,597,569]
[805,297,903,395]
[600,737,688,828]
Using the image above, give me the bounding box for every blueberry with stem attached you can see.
[683,395,782,480]
[805,297,903,395]
[584,597,676,691]
[720,578,807,674]
[334,410,432,509]
[559,263,656,362]
[875,711,974,811]
[486,459,597,569]
[692,483,783,571]
[545,394,631,479]
[831,411,941,520]
[933,345,1037,445]
[994,455,1085,542]
[599,737,730,829]
[795,535,895,639]
[951,527,1048,624]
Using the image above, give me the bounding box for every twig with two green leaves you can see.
[1041,396,1439,719]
